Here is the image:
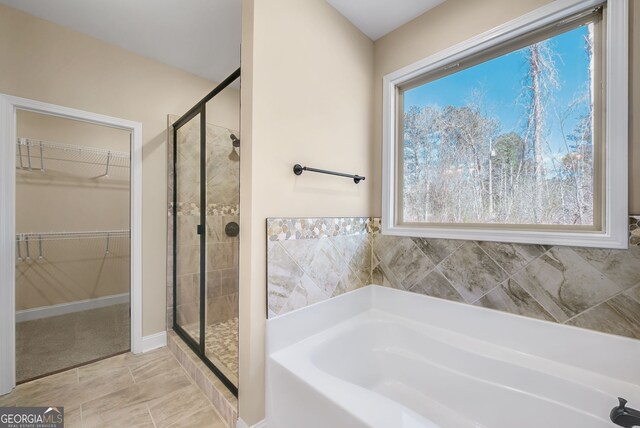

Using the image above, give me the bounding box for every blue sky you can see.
[404,24,592,154]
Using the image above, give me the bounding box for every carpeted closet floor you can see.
[16,303,130,383]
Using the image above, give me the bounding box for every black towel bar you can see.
[293,164,365,184]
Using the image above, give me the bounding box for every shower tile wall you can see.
[204,124,239,327]
[166,116,239,331]
[172,116,201,332]
[267,216,640,340]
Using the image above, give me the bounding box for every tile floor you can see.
[0,347,227,428]
[166,330,237,426]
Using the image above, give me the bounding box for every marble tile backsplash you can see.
[266,218,371,318]
[267,217,640,341]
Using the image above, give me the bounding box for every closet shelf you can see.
[15,230,130,261]
[16,230,130,241]
[16,138,130,178]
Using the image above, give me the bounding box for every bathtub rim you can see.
[267,284,640,385]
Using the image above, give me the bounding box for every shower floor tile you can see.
[184,317,238,385]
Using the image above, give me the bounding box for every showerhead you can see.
[228,149,240,162]
[228,133,240,162]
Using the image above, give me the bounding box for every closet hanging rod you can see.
[16,229,130,241]
[293,164,365,184]
[16,138,130,160]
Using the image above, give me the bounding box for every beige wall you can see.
[631,0,640,214]
[239,0,374,423]
[372,0,640,215]
[16,239,130,310]
[0,4,239,335]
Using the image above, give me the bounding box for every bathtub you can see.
[266,285,640,428]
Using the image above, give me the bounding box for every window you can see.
[382,0,628,248]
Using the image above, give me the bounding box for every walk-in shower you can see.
[170,68,240,396]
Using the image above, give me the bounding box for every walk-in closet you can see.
[15,110,131,383]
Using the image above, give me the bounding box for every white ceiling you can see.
[0,0,444,85]
[327,0,445,41]
[0,0,241,85]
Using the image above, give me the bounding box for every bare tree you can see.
[401,31,594,227]
[522,41,558,222]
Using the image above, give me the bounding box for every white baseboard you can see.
[237,418,267,428]
[141,331,167,353]
[15,293,130,323]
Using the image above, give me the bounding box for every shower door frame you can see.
[0,94,144,395]
[172,68,240,397]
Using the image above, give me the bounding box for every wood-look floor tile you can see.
[0,392,16,407]
[77,353,129,382]
[70,366,134,406]
[130,350,181,383]
[125,347,171,371]
[147,384,212,428]
[19,369,78,391]
[81,367,191,423]
[63,406,82,428]
[626,285,640,304]
[11,389,80,413]
[2,348,233,428]
[82,401,154,428]
[9,370,79,410]
[166,406,226,428]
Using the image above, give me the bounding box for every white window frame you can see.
[382,0,628,249]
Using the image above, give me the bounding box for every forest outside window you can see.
[401,13,601,228]
[382,1,629,248]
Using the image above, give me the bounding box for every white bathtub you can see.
[266,285,640,428]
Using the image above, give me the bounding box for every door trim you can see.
[0,94,143,395]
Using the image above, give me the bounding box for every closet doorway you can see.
[0,95,143,394]
[15,110,131,382]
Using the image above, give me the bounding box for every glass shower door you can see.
[204,120,240,387]
[172,68,240,397]
[174,112,202,345]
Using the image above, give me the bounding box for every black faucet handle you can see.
[611,397,640,427]
[619,398,628,409]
